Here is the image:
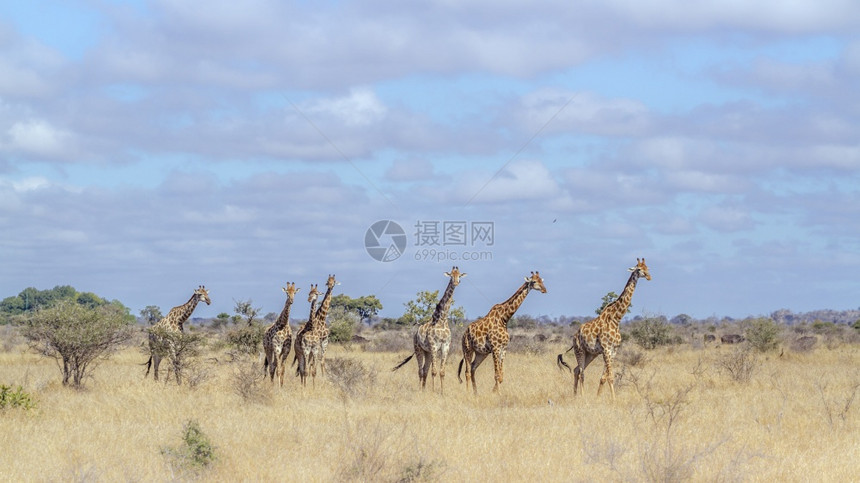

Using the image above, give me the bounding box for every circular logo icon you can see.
[365,220,407,262]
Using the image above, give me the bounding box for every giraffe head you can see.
[307,283,321,303]
[629,258,652,281]
[525,271,547,293]
[325,274,339,289]
[194,285,211,305]
[445,266,467,286]
[282,282,300,303]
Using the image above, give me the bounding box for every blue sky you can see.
[2,0,859,322]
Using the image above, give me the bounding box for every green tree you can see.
[331,294,383,322]
[328,306,360,343]
[401,290,465,326]
[23,300,134,387]
[233,299,260,326]
[596,291,631,316]
[140,305,164,325]
[628,316,675,349]
[745,317,781,353]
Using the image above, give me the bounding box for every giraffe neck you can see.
[495,282,532,326]
[604,270,640,327]
[168,294,201,331]
[313,285,335,328]
[308,298,319,323]
[430,278,457,326]
[274,298,294,332]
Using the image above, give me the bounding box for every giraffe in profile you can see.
[144,285,211,384]
[295,274,338,386]
[263,282,299,387]
[558,258,651,400]
[458,272,547,394]
[393,266,465,394]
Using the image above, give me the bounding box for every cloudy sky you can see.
[2,0,859,322]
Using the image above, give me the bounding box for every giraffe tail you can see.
[142,356,153,378]
[391,354,414,371]
[457,358,464,383]
[557,352,573,373]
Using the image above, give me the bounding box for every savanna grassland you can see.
[1,327,859,482]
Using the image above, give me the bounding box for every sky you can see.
[1,0,859,322]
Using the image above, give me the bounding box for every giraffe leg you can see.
[439,344,450,395]
[597,351,616,400]
[416,349,428,390]
[491,348,506,393]
[320,339,328,378]
[470,352,489,394]
[575,352,598,396]
[151,353,161,381]
[428,348,439,392]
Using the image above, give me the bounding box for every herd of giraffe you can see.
[144,259,651,398]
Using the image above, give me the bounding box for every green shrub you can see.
[627,317,675,350]
[226,323,265,355]
[745,317,781,352]
[0,384,36,411]
[328,306,360,343]
[162,419,216,470]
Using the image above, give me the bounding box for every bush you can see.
[326,357,378,399]
[628,317,675,350]
[231,357,271,403]
[328,307,360,343]
[146,326,205,385]
[715,347,758,383]
[0,384,36,411]
[23,301,133,387]
[226,323,265,355]
[162,419,217,471]
[745,317,781,353]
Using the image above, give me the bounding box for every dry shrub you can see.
[506,333,544,355]
[618,347,648,368]
[230,356,271,404]
[715,347,759,383]
[790,335,817,353]
[365,331,411,353]
[326,357,378,399]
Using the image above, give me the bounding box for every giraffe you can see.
[457,272,547,394]
[393,266,465,394]
[263,282,299,387]
[292,283,321,370]
[296,274,338,386]
[557,258,651,400]
[144,285,211,384]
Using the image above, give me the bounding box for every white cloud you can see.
[5,120,74,159]
[303,87,388,127]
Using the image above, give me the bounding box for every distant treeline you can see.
[1,285,131,324]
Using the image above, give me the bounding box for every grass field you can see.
[1,330,858,482]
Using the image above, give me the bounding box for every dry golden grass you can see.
[1,336,859,482]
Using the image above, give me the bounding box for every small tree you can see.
[328,306,360,343]
[628,316,675,349]
[140,305,163,325]
[401,290,465,326]
[332,294,384,322]
[596,291,631,316]
[745,317,781,353]
[233,299,261,326]
[24,301,133,387]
